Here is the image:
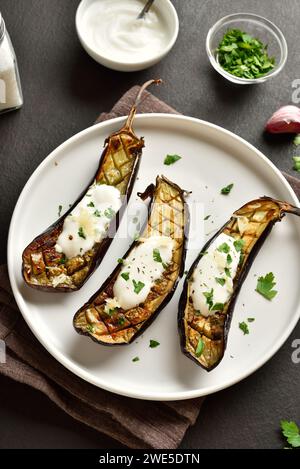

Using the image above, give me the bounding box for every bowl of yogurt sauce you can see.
[76,0,179,71]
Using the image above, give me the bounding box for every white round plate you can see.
[8,114,300,401]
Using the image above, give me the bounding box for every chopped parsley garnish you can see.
[281,420,300,448]
[132,356,140,362]
[118,258,124,264]
[195,337,204,357]
[225,267,231,277]
[239,322,249,335]
[293,134,300,146]
[87,201,95,208]
[86,324,95,334]
[217,242,230,253]
[215,277,226,286]
[58,205,63,217]
[104,207,115,219]
[153,248,163,263]
[149,339,160,348]
[233,239,245,252]
[132,279,145,294]
[78,227,86,239]
[94,209,101,217]
[256,272,277,300]
[108,308,117,316]
[121,272,130,281]
[203,288,214,310]
[204,215,211,221]
[216,29,275,80]
[227,254,233,264]
[118,317,125,326]
[221,183,234,195]
[58,256,66,265]
[211,303,224,311]
[247,317,255,322]
[292,156,300,172]
[164,154,182,166]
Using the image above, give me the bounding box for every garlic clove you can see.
[265,105,300,134]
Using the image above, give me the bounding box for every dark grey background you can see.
[0,0,299,449]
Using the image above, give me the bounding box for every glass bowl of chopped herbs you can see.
[206,13,288,84]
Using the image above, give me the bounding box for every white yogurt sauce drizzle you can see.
[55,184,121,259]
[190,233,241,317]
[82,0,169,63]
[110,235,174,311]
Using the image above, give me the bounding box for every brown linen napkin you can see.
[1,86,300,449]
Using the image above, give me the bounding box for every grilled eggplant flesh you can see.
[179,197,300,371]
[74,176,188,345]
[22,80,161,292]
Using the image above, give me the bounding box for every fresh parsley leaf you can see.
[204,215,211,221]
[164,154,182,166]
[221,183,234,195]
[215,277,226,286]
[256,272,278,300]
[94,209,101,217]
[293,156,300,172]
[121,272,130,281]
[293,134,300,146]
[153,248,163,263]
[225,267,231,278]
[233,239,245,252]
[86,324,95,334]
[87,201,95,208]
[58,205,63,217]
[117,258,124,264]
[203,288,214,310]
[217,243,230,253]
[227,254,233,265]
[132,356,140,362]
[195,338,204,357]
[58,256,66,265]
[211,303,224,311]
[281,420,300,448]
[104,207,115,219]
[132,279,145,294]
[239,322,249,335]
[78,227,86,239]
[118,316,125,326]
[247,317,255,322]
[149,339,160,348]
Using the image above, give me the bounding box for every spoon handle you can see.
[137,0,156,19]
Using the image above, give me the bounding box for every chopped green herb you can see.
[86,324,95,334]
[215,277,226,286]
[132,356,140,362]
[281,420,300,448]
[293,135,300,146]
[216,29,275,80]
[108,308,117,316]
[118,317,126,326]
[118,258,124,264]
[247,317,255,322]
[94,209,101,217]
[153,248,163,263]
[256,272,277,300]
[87,201,95,208]
[239,321,249,335]
[204,215,211,221]
[121,272,130,281]
[227,254,233,264]
[233,239,245,252]
[78,227,86,239]
[149,339,160,348]
[292,156,300,172]
[164,154,182,166]
[58,256,66,265]
[132,279,145,294]
[221,183,234,195]
[225,267,231,277]
[104,207,115,219]
[58,205,63,217]
[211,303,224,311]
[195,337,204,357]
[217,243,230,253]
[203,288,214,310]
[239,252,245,266]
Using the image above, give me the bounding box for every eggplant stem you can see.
[124,79,162,131]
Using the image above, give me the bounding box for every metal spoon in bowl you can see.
[137,0,156,20]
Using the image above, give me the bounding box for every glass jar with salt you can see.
[0,12,23,114]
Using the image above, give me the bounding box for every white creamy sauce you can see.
[55,184,121,259]
[112,236,174,310]
[191,233,241,317]
[82,0,169,63]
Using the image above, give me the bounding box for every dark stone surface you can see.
[0,0,299,449]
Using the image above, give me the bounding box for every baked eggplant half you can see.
[74,176,188,345]
[179,197,300,371]
[22,79,161,292]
